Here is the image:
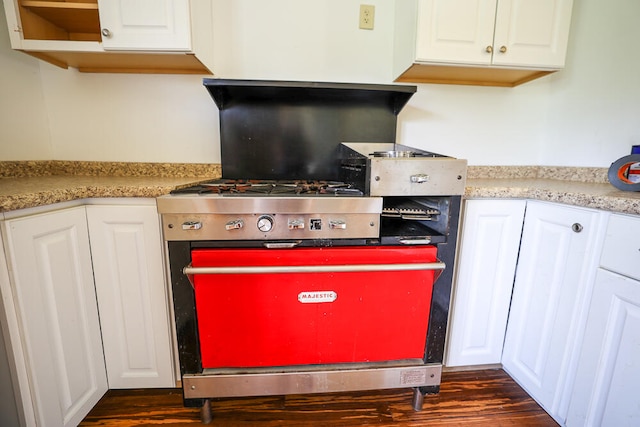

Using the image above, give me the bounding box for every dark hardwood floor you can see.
[80,369,558,426]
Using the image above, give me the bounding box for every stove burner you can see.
[170,180,364,196]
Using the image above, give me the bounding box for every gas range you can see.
[158,79,467,421]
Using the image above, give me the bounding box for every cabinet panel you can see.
[4,207,107,427]
[415,0,497,65]
[567,269,640,426]
[502,201,606,424]
[493,0,574,68]
[446,199,525,367]
[97,0,191,51]
[87,205,174,388]
[0,230,26,426]
[600,214,640,281]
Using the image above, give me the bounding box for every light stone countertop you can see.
[1,162,639,216]
[466,178,640,215]
[0,175,213,212]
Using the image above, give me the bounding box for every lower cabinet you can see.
[2,206,108,427]
[566,268,640,426]
[86,205,174,389]
[566,214,640,426]
[502,201,608,425]
[446,199,526,366]
[0,201,174,426]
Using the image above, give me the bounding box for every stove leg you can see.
[201,399,213,424]
[412,387,425,411]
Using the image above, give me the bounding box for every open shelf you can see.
[19,0,100,41]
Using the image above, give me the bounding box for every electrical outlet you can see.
[359,4,375,30]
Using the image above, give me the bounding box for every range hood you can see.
[202,79,417,180]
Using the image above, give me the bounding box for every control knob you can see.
[257,215,274,232]
[225,219,244,231]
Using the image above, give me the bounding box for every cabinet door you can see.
[415,0,497,65]
[86,205,174,388]
[3,207,107,427]
[0,230,26,426]
[446,199,526,367]
[502,201,606,424]
[493,0,574,68]
[600,214,640,281]
[97,0,192,51]
[566,269,640,426]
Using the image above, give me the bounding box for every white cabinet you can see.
[394,0,574,87]
[0,201,175,425]
[566,214,640,426]
[97,0,191,51]
[414,0,573,68]
[2,0,214,73]
[86,205,174,389]
[1,207,108,427]
[446,199,525,367]
[502,201,607,425]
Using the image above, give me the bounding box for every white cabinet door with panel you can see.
[97,0,191,51]
[566,213,640,426]
[87,204,174,389]
[415,0,498,66]
[599,213,640,282]
[2,207,107,427]
[502,201,607,425]
[492,0,574,68]
[446,199,525,367]
[0,224,28,427]
[566,269,640,427]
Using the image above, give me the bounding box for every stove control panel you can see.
[161,213,379,241]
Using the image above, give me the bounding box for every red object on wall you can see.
[191,246,437,369]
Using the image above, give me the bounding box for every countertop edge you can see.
[0,185,178,213]
[1,176,639,216]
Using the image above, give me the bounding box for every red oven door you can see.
[190,246,440,369]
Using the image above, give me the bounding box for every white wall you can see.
[1,0,638,167]
[541,0,640,166]
[39,69,220,163]
[0,5,50,160]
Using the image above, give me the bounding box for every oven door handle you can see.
[183,261,445,276]
[263,241,302,249]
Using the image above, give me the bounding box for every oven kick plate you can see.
[183,363,442,410]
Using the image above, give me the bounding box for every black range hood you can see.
[203,79,417,180]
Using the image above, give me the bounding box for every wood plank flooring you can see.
[80,369,558,426]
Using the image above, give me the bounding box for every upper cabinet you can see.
[98,0,191,51]
[394,0,574,87]
[2,0,214,74]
